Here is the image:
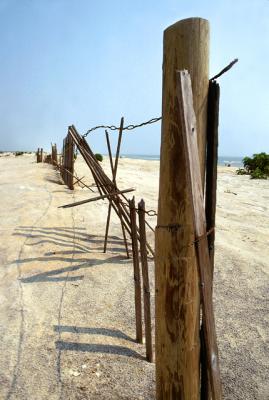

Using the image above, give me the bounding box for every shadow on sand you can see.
[54,325,142,360]
[12,226,131,283]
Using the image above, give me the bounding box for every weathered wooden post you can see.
[51,143,57,166]
[63,139,66,183]
[129,196,143,344]
[138,199,153,362]
[155,18,209,399]
[68,134,74,190]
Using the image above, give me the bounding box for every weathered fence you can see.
[57,126,156,362]
[59,124,155,258]
[35,16,238,395]
[36,148,43,163]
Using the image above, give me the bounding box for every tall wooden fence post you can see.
[129,197,143,344]
[138,199,153,362]
[155,17,209,399]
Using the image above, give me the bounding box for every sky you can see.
[0,0,268,157]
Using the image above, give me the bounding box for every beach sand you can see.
[0,153,268,399]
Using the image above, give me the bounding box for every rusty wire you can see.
[120,200,158,217]
[83,116,162,137]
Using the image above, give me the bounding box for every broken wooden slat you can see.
[59,188,135,209]
[177,70,222,400]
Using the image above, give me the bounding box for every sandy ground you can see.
[0,153,268,400]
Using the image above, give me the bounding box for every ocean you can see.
[121,154,243,167]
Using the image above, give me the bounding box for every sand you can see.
[0,153,268,399]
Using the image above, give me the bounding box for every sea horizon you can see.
[120,154,244,166]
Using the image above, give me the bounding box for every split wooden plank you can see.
[202,79,220,400]
[129,197,143,344]
[138,199,153,362]
[59,188,135,209]
[205,80,220,272]
[177,70,222,400]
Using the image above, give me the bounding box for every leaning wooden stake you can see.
[103,131,114,253]
[138,199,153,362]
[129,197,143,344]
[155,17,209,399]
[177,70,222,400]
[103,118,129,258]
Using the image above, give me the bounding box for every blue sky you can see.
[0,0,268,156]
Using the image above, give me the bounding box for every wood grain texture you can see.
[155,18,209,399]
[177,70,222,400]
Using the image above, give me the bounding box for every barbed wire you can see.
[120,200,158,217]
[83,116,162,138]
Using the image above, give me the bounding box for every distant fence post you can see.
[51,143,58,166]
[37,148,43,163]
[155,17,209,399]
